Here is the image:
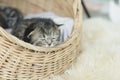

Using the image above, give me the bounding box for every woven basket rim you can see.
[0,26,76,52]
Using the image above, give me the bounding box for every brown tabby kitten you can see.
[12,18,62,47]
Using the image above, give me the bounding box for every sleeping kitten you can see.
[23,18,62,47]
[12,18,62,47]
[0,6,23,29]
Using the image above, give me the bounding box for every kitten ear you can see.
[55,24,63,29]
[27,31,34,38]
[25,22,37,39]
[55,24,63,27]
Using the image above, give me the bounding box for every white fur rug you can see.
[44,17,120,80]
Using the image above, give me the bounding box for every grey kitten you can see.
[12,18,62,47]
[0,6,23,29]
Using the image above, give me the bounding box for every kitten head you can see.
[24,18,63,47]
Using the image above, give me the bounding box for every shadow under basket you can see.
[0,0,82,79]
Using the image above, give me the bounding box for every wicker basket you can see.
[0,0,82,79]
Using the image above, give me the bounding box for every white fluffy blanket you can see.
[43,17,120,80]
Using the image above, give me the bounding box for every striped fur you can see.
[0,6,23,28]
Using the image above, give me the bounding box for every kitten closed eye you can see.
[41,38,45,40]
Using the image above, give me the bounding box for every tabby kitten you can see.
[0,6,23,29]
[12,18,62,47]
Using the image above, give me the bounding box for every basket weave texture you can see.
[0,0,82,79]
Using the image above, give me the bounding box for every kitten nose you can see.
[48,42,52,45]
[47,41,52,46]
[48,43,51,46]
